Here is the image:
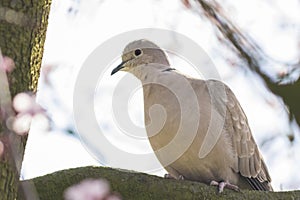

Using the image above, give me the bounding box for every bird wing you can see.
[207,80,273,191]
[225,82,272,190]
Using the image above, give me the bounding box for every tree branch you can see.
[24,166,300,200]
[195,0,300,128]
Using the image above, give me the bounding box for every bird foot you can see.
[210,180,240,193]
[164,174,184,180]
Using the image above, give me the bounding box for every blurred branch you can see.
[26,166,300,199]
[194,0,300,127]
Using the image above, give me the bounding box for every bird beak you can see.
[111,60,130,75]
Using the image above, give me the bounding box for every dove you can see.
[111,39,273,192]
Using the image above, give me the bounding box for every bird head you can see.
[111,39,170,75]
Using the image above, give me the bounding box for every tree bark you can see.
[25,166,300,200]
[0,0,51,199]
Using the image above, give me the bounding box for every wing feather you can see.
[224,84,273,191]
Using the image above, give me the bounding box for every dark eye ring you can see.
[134,49,142,57]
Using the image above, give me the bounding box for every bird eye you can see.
[134,49,142,57]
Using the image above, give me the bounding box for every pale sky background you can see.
[21,0,300,191]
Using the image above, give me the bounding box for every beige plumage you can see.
[111,39,273,192]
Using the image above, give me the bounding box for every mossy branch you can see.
[24,166,300,200]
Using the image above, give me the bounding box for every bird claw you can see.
[210,180,240,193]
[164,174,173,179]
[164,174,184,180]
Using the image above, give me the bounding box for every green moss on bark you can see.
[28,166,300,200]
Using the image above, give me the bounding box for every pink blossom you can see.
[106,194,122,200]
[41,64,56,84]
[13,93,35,114]
[277,70,288,79]
[31,113,50,131]
[64,179,111,200]
[12,113,33,135]
[10,92,48,136]
[0,53,15,72]
[181,0,191,8]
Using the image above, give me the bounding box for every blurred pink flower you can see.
[0,53,15,72]
[11,93,48,135]
[13,92,44,114]
[106,194,122,200]
[181,0,191,8]
[12,113,33,136]
[41,64,56,84]
[277,70,288,79]
[64,178,121,200]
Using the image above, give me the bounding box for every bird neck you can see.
[130,63,170,81]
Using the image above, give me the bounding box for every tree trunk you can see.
[0,0,51,199]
